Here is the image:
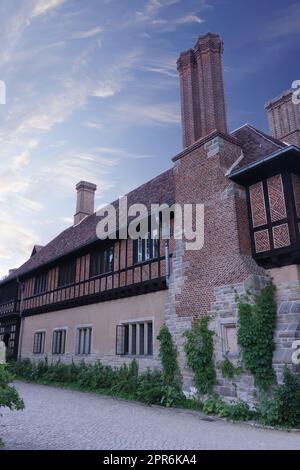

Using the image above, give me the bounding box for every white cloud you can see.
[152,14,204,27]
[114,102,181,125]
[31,0,68,19]
[95,147,154,160]
[72,26,103,39]
[18,196,44,213]
[84,120,104,130]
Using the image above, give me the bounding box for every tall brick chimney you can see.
[265,90,300,147]
[74,181,97,226]
[177,32,228,149]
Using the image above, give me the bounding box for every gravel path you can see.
[1,381,299,450]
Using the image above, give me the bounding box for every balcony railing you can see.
[22,255,169,316]
[0,300,18,317]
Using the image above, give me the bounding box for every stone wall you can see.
[270,266,300,383]
[168,269,300,404]
[209,275,267,405]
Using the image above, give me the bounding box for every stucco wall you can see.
[21,290,168,369]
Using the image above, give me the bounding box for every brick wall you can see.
[177,33,228,148]
[265,90,300,147]
[170,133,263,319]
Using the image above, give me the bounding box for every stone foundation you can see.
[168,267,300,404]
[268,265,300,383]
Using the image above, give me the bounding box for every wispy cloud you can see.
[264,3,300,39]
[152,13,204,29]
[114,102,181,125]
[31,0,68,18]
[72,26,103,39]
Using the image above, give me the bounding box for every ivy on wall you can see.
[184,316,216,394]
[157,324,182,393]
[218,357,243,379]
[237,280,277,391]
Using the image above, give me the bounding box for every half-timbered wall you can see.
[249,173,291,255]
[20,227,173,316]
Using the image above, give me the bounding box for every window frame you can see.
[133,231,159,265]
[58,260,76,288]
[75,325,92,356]
[89,245,114,278]
[34,272,48,295]
[116,320,154,357]
[52,328,67,355]
[33,330,46,355]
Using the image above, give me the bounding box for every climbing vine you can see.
[157,324,182,392]
[237,280,277,391]
[218,357,242,379]
[184,316,216,394]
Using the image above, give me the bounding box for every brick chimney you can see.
[74,181,97,226]
[265,90,300,147]
[177,32,228,149]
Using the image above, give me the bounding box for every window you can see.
[33,331,46,354]
[90,246,114,278]
[58,260,76,287]
[116,321,153,356]
[76,327,92,355]
[133,231,159,264]
[34,272,48,295]
[52,329,66,355]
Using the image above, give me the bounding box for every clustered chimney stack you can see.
[74,181,97,226]
[177,32,228,149]
[265,90,300,147]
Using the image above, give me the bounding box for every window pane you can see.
[132,324,136,355]
[34,272,48,295]
[147,322,153,356]
[58,261,75,287]
[139,324,144,355]
[124,325,129,354]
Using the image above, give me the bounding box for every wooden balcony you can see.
[22,256,169,317]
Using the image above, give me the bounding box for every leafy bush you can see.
[237,281,277,391]
[257,367,300,428]
[136,369,166,405]
[9,358,183,408]
[218,357,242,379]
[0,365,25,448]
[203,395,255,421]
[157,325,182,393]
[0,365,24,411]
[184,317,216,394]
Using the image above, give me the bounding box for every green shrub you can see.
[202,395,254,421]
[0,365,24,411]
[257,367,300,428]
[184,317,216,394]
[136,369,165,405]
[111,360,139,396]
[0,365,25,448]
[237,281,277,391]
[157,325,182,393]
[218,357,242,379]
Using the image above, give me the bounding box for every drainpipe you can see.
[16,277,25,362]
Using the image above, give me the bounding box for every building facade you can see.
[1,33,300,401]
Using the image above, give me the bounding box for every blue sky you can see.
[0,0,299,277]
